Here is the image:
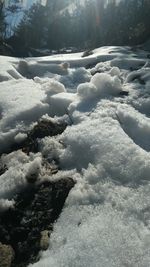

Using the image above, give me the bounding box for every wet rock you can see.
[0,242,14,267]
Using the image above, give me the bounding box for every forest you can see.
[0,0,150,56]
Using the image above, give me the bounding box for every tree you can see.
[15,3,47,48]
[0,1,6,41]
[13,0,150,53]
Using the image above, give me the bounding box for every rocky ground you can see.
[0,119,75,267]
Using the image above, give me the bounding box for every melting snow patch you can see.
[0,45,150,267]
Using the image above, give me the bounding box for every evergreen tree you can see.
[13,0,150,52]
[0,1,6,41]
[15,3,47,48]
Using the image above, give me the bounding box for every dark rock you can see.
[0,178,75,267]
[26,173,39,184]
[91,70,102,76]
[29,119,67,140]
[0,226,10,243]
[0,118,67,157]
[82,49,93,58]
[10,119,67,156]
[0,116,71,267]
[0,164,7,176]
[119,91,129,96]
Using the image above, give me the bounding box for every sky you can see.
[4,0,47,8]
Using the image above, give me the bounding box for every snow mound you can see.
[42,80,66,96]
[77,73,122,101]
[18,60,70,78]
[91,73,122,96]
[77,82,97,100]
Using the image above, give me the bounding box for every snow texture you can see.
[0,45,150,267]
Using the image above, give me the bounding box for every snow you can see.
[0,199,15,212]
[18,60,70,78]
[91,73,122,96]
[14,132,28,143]
[0,78,48,153]
[1,45,150,266]
[0,56,23,81]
